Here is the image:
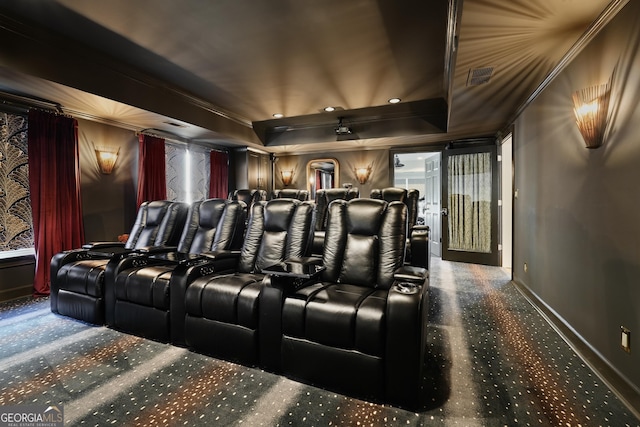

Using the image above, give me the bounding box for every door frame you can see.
[441,143,500,266]
[391,150,443,259]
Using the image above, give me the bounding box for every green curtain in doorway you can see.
[447,152,492,253]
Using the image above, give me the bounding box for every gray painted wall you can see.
[276,149,391,197]
[514,0,640,392]
[78,119,138,242]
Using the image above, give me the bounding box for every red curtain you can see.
[136,134,166,208]
[209,150,229,198]
[28,110,85,296]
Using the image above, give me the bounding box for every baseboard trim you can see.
[512,280,640,420]
[0,284,33,303]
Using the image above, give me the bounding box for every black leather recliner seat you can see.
[310,187,359,255]
[182,198,315,366]
[50,200,188,325]
[228,188,267,211]
[261,198,429,409]
[107,199,247,344]
[271,189,309,201]
[370,187,431,269]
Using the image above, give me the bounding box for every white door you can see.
[393,152,441,258]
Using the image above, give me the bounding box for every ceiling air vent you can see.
[163,121,187,128]
[466,67,494,86]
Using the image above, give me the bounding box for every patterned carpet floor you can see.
[1,258,638,426]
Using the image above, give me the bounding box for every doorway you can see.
[441,144,500,266]
[393,152,442,258]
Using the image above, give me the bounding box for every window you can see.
[0,112,35,258]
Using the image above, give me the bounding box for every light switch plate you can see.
[621,327,631,353]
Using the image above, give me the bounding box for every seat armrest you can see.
[82,241,125,250]
[259,265,321,371]
[82,242,129,257]
[393,265,428,284]
[386,274,429,408]
[201,249,241,260]
[262,256,324,279]
[147,252,202,265]
[135,245,178,254]
[170,250,240,278]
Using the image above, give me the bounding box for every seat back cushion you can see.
[126,201,188,249]
[315,187,360,231]
[273,189,309,201]
[322,199,406,289]
[370,187,419,227]
[237,199,314,273]
[178,199,246,254]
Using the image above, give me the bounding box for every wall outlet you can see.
[621,327,631,353]
[523,262,528,273]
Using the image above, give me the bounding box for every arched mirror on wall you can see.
[307,158,339,199]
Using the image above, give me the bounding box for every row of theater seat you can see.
[232,187,431,269]
[50,190,430,409]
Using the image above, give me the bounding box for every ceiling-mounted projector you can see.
[334,117,352,135]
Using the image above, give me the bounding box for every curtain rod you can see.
[0,92,229,153]
[0,91,64,114]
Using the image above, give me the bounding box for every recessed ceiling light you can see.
[388,98,401,104]
[273,113,284,118]
[324,106,335,112]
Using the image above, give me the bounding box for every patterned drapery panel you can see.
[165,143,185,202]
[165,143,210,203]
[447,152,491,253]
[0,113,34,252]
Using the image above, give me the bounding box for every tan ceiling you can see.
[0,0,620,154]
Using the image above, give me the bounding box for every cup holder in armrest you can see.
[394,282,419,295]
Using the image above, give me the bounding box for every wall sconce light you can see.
[572,82,611,149]
[280,169,294,186]
[354,165,372,184]
[95,146,120,174]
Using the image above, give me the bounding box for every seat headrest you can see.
[263,198,300,231]
[146,200,173,225]
[345,198,387,235]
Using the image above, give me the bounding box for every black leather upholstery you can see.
[50,201,189,325]
[271,189,310,201]
[263,198,429,409]
[183,198,315,366]
[370,187,417,227]
[228,188,267,211]
[108,199,247,344]
[370,187,431,269]
[310,187,359,255]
